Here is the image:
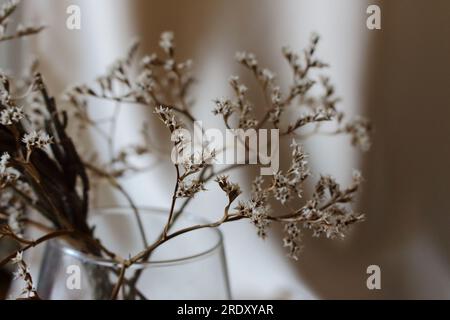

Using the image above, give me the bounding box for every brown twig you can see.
[0,230,74,268]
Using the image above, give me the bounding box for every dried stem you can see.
[163,164,180,237]
[83,162,148,248]
[0,230,74,268]
[110,264,127,300]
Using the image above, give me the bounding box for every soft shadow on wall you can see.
[294,0,450,299]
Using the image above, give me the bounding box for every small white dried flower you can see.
[288,140,309,185]
[8,207,23,236]
[271,86,281,104]
[235,51,258,68]
[215,175,241,203]
[11,251,23,264]
[237,84,248,95]
[345,117,372,151]
[179,148,215,176]
[0,152,10,170]
[261,68,275,83]
[159,31,175,55]
[0,152,19,187]
[267,141,309,205]
[229,75,248,97]
[292,78,315,96]
[236,199,271,239]
[0,106,25,125]
[176,180,205,198]
[164,59,175,71]
[229,75,239,85]
[212,98,233,119]
[282,46,293,57]
[134,69,155,95]
[283,222,302,260]
[251,176,264,194]
[10,251,38,299]
[238,117,258,130]
[177,59,193,70]
[0,90,11,106]
[22,130,53,151]
[141,53,158,67]
[154,106,183,132]
[0,0,20,21]
[352,169,363,185]
[235,52,246,63]
[273,172,291,204]
[268,106,282,126]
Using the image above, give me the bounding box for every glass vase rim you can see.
[50,206,225,269]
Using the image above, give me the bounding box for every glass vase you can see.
[36,207,231,300]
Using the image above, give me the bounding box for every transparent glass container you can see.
[37,207,231,300]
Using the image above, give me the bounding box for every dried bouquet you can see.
[0,0,371,300]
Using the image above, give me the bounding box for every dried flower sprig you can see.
[282,222,302,260]
[215,175,242,203]
[0,1,371,300]
[0,152,19,187]
[0,0,44,43]
[10,251,38,299]
[0,105,24,125]
[68,29,369,264]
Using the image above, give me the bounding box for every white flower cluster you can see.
[0,0,20,22]
[11,251,37,299]
[215,175,242,203]
[0,0,44,42]
[0,181,30,233]
[0,106,24,125]
[180,149,216,176]
[154,106,182,132]
[235,51,258,68]
[229,76,248,98]
[0,152,19,188]
[271,141,309,204]
[7,207,23,236]
[282,222,302,260]
[1,74,11,104]
[273,173,291,204]
[176,180,205,198]
[235,51,277,86]
[141,53,158,67]
[159,31,175,55]
[236,199,271,239]
[229,76,259,130]
[0,152,10,170]
[286,108,334,134]
[22,130,53,151]
[212,98,233,120]
[134,69,155,98]
[296,172,365,239]
[287,140,309,184]
[345,117,372,151]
